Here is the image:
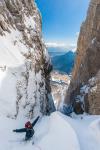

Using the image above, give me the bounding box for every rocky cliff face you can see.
[64,0,100,115]
[0,0,55,119]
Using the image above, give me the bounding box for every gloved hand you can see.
[13,130,16,132]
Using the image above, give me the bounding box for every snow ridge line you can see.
[57,113,81,150]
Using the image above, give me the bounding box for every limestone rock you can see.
[0,0,55,119]
[64,0,100,115]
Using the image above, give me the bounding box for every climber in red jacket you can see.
[13,116,40,141]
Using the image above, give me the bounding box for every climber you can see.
[13,116,40,141]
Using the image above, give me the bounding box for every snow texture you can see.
[0,112,100,150]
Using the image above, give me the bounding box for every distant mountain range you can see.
[48,47,76,74]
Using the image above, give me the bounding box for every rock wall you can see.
[0,0,55,119]
[64,0,100,115]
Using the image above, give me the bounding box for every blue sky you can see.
[35,0,90,45]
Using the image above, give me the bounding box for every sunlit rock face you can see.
[64,0,100,115]
[0,0,55,119]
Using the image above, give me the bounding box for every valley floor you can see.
[0,112,100,150]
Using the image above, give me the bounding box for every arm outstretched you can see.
[32,116,40,127]
[13,128,26,133]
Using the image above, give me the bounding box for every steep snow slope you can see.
[35,112,80,150]
[0,112,100,150]
[61,113,100,150]
[0,112,80,150]
[0,0,55,119]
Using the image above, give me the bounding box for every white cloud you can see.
[45,42,76,52]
